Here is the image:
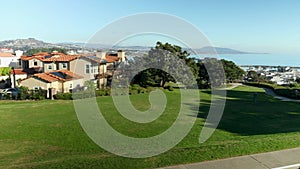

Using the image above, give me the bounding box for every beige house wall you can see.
[20,77,50,90]
[57,62,69,70]
[70,59,98,82]
[44,62,57,72]
[28,59,43,68]
[99,64,107,74]
[51,81,62,93]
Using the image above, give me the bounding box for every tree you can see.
[195,61,208,88]
[131,42,198,88]
[247,70,259,82]
[221,59,245,82]
[0,67,11,76]
[25,48,67,56]
[201,58,226,87]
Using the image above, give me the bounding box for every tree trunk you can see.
[160,76,166,87]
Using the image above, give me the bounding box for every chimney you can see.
[15,50,23,58]
[117,50,125,62]
[96,51,106,59]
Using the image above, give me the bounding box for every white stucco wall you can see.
[0,56,19,67]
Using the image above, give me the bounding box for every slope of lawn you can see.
[1,85,300,168]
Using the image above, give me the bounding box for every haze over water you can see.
[196,54,300,67]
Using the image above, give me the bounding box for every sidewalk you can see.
[158,147,300,169]
[263,88,300,102]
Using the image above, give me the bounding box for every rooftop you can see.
[10,69,27,75]
[24,70,83,83]
[0,52,15,57]
[21,52,79,62]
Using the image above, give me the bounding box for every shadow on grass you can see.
[197,89,300,136]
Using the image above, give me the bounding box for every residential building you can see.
[17,50,126,95]
[0,52,21,68]
[19,70,83,98]
[20,51,79,74]
[70,50,126,88]
[0,48,14,53]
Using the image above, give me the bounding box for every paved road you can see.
[223,83,242,90]
[158,147,300,169]
[263,88,300,102]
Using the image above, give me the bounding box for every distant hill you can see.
[0,38,83,51]
[0,38,263,54]
[192,46,260,54]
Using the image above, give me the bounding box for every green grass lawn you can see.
[1,86,300,168]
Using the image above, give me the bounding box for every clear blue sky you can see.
[1,0,300,54]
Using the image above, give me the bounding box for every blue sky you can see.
[1,0,300,54]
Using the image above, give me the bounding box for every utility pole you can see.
[12,67,16,88]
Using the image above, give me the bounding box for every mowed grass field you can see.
[1,86,300,168]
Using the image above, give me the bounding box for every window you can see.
[34,61,38,66]
[91,65,94,74]
[93,64,98,74]
[48,65,52,70]
[62,63,67,69]
[85,64,90,74]
[69,83,73,93]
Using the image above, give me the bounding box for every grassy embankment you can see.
[1,86,300,168]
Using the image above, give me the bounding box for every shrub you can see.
[95,89,111,96]
[29,89,46,100]
[164,85,174,91]
[18,86,29,100]
[54,93,73,100]
[72,90,94,100]
[129,89,138,95]
[0,67,11,76]
[289,82,299,88]
[243,82,300,99]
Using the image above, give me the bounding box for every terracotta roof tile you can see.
[105,55,120,62]
[79,54,120,63]
[34,73,58,82]
[0,53,14,57]
[21,55,44,61]
[10,69,27,75]
[21,53,79,62]
[24,70,83,83]
[42,55,78,62]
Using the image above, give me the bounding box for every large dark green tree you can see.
[221,59,245,82]
[130,42,244,89]
[131,42,198,87]
[246,70,259,82]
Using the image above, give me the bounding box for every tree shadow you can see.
[197,89,300,136]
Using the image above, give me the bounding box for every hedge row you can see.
[244,82,300,99]
[54,85,174,100]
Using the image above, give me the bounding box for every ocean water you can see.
[195,54,300,67]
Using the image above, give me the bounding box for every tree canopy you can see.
[221,59,245,82]
[25,48,67,56]
[130,42,244,88]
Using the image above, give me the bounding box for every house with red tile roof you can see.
[17,50,126,94]
[19,70,84,98]
[70,50,126,88]
[20,51,79,74]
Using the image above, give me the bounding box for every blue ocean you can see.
[195,54,300,67]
